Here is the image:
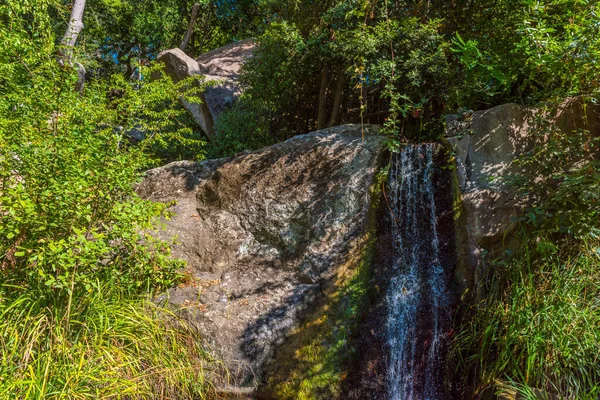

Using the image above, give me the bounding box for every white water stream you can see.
[387,144,451,400]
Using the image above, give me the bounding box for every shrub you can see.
[0,3,215,397]
[209,99,273,158]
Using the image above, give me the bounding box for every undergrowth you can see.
[453,233,600,399]
[0,285,217,399]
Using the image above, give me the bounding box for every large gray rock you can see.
[197,38,256,127]
[445,97,600,253]
[445,103,530,250]
[137,124,385,388]
[157,48,202,82]
[156,48,215,138]
[157,39,256,138]
[197,37,256,77]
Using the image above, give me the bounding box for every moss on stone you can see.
[263,165,389,399]
[450,163,474,297]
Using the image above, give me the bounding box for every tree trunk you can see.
[125,54,134,79]
[58,0,87,93]
[317,64,329,130]
[190,29,196,58]
[180,3,200,53]
[327,68,346,128]
[60,0,86,49]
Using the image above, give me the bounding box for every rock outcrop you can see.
[197,38,256,121]
[445,97,600,256]
[137,125,386,389]
[445,103,530,252]
[157,39,256,139]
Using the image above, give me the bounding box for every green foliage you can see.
[210,99,273,158]
[82,0,264,76]
[0,57,184,299]
[510,106,600,238]
[452,98,600,398]
[1,2,215,396]
[240,2,454,141]
[108,67,208,165]
[233,0,600,149]
[84,0,185,64]
[451,0,600,104]
[371,18,451,140]
[240,20,313,139]
[0,286,216,399]
[453,235,600,399]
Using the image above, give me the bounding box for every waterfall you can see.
[386,144,451,400]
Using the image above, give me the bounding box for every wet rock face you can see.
[137,125,386,388]
[344,145,462,400]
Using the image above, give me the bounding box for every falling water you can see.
[387,144,451,400]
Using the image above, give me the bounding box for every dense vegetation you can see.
[222,0,600,146]
[451,103,600,399]
[0,1,220,397]
[1,0,598,398]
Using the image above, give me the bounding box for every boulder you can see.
[445,103,531,251]
[137,124,386,388]
[157,39,257,139]
[196,38,256,78]
[157,48,202,82]
[445,97,600,253]
[197,38,256,124]
[156,48,215,138]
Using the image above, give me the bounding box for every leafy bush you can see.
[240,20,314,139]
[0,3,215,397]
[209,99,273,158]
[108,68,209,166]
[0,2,204,298]
[0,66,185,298]
[451,0,600,104]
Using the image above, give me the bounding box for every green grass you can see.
[0,285,217,399]
[453,234,600,399]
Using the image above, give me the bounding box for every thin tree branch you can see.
[58,0,87,93]
[180,3,200,53]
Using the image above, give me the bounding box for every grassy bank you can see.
[0,285,216,399]
[453,234,600,399]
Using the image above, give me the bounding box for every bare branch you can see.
[180,3,200,53]
[58,0,87,93]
